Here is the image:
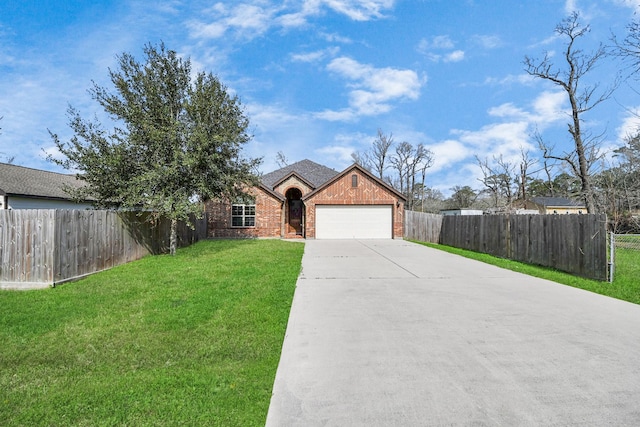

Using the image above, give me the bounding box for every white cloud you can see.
[318,56,423,120]
[483,74,536,86]
[314,131,375,169]
[314,108,358,121]
[452,121,532,155]
[617,107,640,141]
[488,103,531,120]
[611,0,640,14]
[427,139,470,174]
[189,0,395,40]
[321,0,395,21]
[565,0,579,14]
[426,89,569,187]
[471,34,503,49]
[530,90,568,125]
[444,50,465,63]
[319,32,354,44]
[291,47,340,63]
[420,35,455,50]
[486,91,566,126]
[188,3,277,39]
[418,35,464,63]
[316,144,356,164]
[244,102,327,171]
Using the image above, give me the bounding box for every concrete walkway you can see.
[266,239,640,426]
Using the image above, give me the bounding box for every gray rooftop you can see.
[531,196,585,207]
[0,162,87,200]
[261,159,339,189]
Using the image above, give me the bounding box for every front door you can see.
[289,199,303,235]
[285,187,304,236]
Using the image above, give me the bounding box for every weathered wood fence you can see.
[405,211,608,281]
[404,211,443,243]
[0,210,207,289]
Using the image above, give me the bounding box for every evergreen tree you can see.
[50,43,260,254]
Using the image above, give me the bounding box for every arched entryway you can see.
[285,188,304,237]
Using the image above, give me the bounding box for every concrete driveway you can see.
[266,239,640,426]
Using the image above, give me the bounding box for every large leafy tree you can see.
[50,43,260,254]
[446,185,478,209]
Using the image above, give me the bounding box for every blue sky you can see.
[1,0,639,195]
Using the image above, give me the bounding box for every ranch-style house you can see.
[205,159,406,239]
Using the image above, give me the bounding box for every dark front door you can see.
[285,187,304,236]
[289,199,303,235]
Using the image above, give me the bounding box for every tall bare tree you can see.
[351,150,371,171]
[596,131,640,231]
[517,148,539,201]
[613,19,640,77]
[390,141,412,195]
[370,129,394,180]
[275,151,289,168]
[353,130,434,208]
[476,154,516,209]
[524,12,617,213]
[389,141,434,209]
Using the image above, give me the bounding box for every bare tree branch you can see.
[524,11,616,212]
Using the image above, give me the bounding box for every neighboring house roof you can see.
[261,159,339,189]
[0,162,86,200]
[530,196,585,208]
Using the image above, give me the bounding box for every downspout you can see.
[281,200,285,238]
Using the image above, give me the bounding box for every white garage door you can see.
[315,205,392,239]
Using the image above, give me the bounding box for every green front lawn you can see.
[413,240,640,305]
[0,239,304,426]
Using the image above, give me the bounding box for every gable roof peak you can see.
[261,159,339,189]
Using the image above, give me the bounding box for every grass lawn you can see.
[412,240,640,305]
[0,239,304,426]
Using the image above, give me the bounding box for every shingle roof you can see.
[531,196,585,207]
[261,159,339,189]
[0,162,87,200]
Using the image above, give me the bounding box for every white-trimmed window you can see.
[232,204,255,227]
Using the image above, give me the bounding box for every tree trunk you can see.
[569,91,596,213]
[170,217,178,256]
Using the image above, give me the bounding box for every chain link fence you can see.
[609,234,640,282]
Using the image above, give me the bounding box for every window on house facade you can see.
[352,174,358,187]
[232,204,256,227]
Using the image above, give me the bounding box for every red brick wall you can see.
[205,188,282,238]
[304,170,404,238]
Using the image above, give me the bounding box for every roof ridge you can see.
[0,162,76,177]
[260,159,339,189]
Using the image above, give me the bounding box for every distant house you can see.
[206,159,406,239]
[522,196,586,215]
[440,208,484,216]
[0,162,93,209]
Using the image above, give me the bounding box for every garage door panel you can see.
[315,205,392,239]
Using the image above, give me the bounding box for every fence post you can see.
[609,232,615,283]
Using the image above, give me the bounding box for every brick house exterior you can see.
[205,159,406,239]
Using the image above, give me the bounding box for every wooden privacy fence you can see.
[404,210,443,243]
[405,211,608,281]
[0,210,207,289]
